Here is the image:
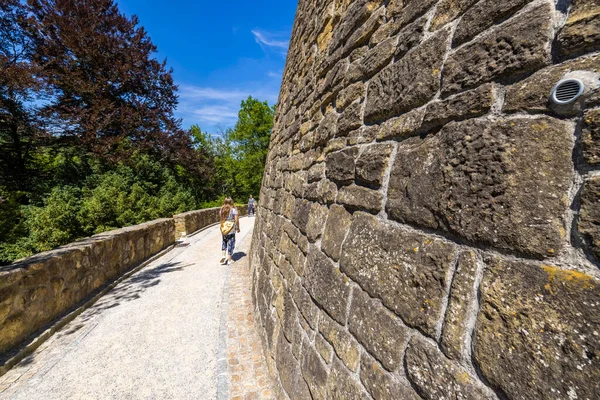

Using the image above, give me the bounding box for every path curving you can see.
[0,217,272,400]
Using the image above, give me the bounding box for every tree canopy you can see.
[0,0,273,265]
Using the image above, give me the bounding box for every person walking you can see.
[219,197,240,265]
[248,195,256,216]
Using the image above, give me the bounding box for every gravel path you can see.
[0,217,255,400]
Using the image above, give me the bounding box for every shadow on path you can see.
[232,252,247,262]
[85,261,191,317]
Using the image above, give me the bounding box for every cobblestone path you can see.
[0,217,273,399]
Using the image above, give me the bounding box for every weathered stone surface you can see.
[337,102,363,136]
[583,109,600,165]
[406,335,495,400]
[304,246,351,324]
[475,257,600,400]
[441,250,479,361]
[322,204,353,261]
[340,212,455,336]
[503,54,600,114]
[355,143,394,188]
[578,176,600,261]
[304,179,337,204]
[336,81,365,110]
[314,111,338,146]
[347,37,396,83]
[377,108,425,141]
[301,339,329,400]
[326,358,371,400]
[394,15,427,60]
[326,147,358,184]
[293,198,312,234]
[387,117,573,258]
[442,2,553,96]
[348,288,409,371]
[430,0,478,31]
[319,311,361,371]
[453,0,531,46]
[291,279,319,329]
[364,27,449,123]
[370,18,403,46]
[556,0,600,59]
[306,202,329,242]
[276,332,312,399]
[360,352,420,400]
[342,7,384,56]
[282,289,298,342]
[307,162,326,182]
[337,185,383,213]
[315,334,333,364]
[422,84,495,131]
[388,0,437,28]
[329,0,382,54]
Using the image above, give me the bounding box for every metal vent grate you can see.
[551,78,584,105]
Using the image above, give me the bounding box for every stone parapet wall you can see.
[250,1,600,399]
[0,218,175,359]
[0,203,249,362]
[173,204,249,238]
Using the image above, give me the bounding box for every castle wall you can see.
[250,1,600,398]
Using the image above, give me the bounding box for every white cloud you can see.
[251,29,289,50]
[176,84,280,132]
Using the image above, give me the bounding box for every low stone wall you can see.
[173,204,249,238]
[0,218,175,358]
[250,1,600,399]
[0,203,250,362]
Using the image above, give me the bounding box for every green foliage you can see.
[0,1,274,265]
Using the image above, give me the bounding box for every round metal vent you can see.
[551,78,584,105]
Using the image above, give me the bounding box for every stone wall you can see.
[0,219,175,359]
[0,204,249,362]
[250,1,600,399]
[174,204,249,238]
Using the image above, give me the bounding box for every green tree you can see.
[228,96,274,198]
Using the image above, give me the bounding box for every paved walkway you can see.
[0,217,273,399]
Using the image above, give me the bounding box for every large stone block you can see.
[340,212,455,336]
[348,288,409,371]
[326,147,358,184]
[453,0,532,47]
[582,109,600,165]
[556,0,600,59]
[301,338,330,400]
[304,245,351,324]
[440,250,479,361]
[276,332,312,399]
[337,185,383,213]
[394,15,427,60]
[387,116,573,258]
[319,311,361,372]
[421,83,495,132]
[429,0,479,31]
[346,37,396,83]
[355,143,394,188]
[322,204,353,261]
[360,352,421,400]
[578,176,600,261]
[442,2,553,96]
[474,257,600,400]
[326,358,371,400]
[364,27,449,123]
[388,0,437,29]
[503,54,600,114]
[406,335,495,400]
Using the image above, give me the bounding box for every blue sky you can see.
[116,0,298,134]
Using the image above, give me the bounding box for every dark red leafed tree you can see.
[26,0,184,158]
